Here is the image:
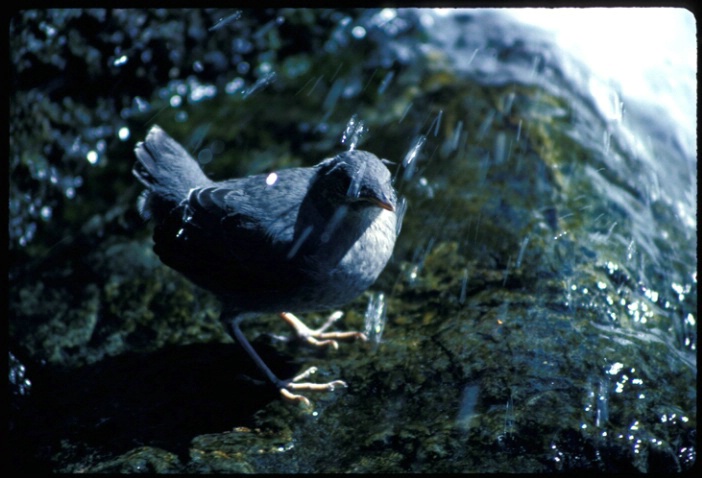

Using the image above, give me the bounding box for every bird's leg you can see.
[227,315,348,406]
[279,311,367,349]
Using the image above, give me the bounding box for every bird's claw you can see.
[278,366,348,406]
[279,311,368,349]
[280,388,311,406]
[274,312,362,405]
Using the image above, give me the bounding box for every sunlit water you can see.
[507,8,697,235]
[424,6,696,336]
[508,8,696,160]
[413,8,696,470]
[430,7,696,226]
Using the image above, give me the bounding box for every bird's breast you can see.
[307,208,397,307]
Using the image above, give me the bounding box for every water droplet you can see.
[113,54,128,67]
[449,120,463,152]
[378,70,395,94]
[456,384,480,431]
[40,206,52,221]
[243,71,276,98]
[477,110,495,140]
[516,119,522,141]
[395,197,407,236]
[321,205,348,243]
[379,8,397,23]
[494,132,508,163]
[197,149,213,165]
[170,95,182,107]
[134,96,151,113]
[225,77,245,95]
[402,135,426,180]
[399,102,413,123]
[607,362,624,375]
[236,61,250,75]
[190,83,217,102]
[209,11,242,32]
[432,110,443,137]
[287,225,313,259]
[86,151,99,165]
[351,25,366,39]
[39,21,57,37]
[346,161,366,198]
[118,127,130,141]
[515,235,530,268]
[458,268,469,305]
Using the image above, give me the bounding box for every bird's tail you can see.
[133,125,212,219]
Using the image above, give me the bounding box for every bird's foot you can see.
[278,366,348,406]
[227,314,354,407]
[279,311,367,349]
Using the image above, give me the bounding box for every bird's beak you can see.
[368,196,395,212]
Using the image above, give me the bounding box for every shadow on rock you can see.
[10,340,299,471]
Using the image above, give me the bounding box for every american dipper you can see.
[133,125,399,405]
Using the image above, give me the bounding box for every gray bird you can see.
[133,125,400,405]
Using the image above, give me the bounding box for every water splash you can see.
[363,292,387,345]
[402,135,426,181]
[341,114,367,150]
[394,196,407,236]
[9,352,32,397]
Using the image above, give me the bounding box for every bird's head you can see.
[316,150,396,213]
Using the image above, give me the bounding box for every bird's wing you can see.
[151,170,310,296]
